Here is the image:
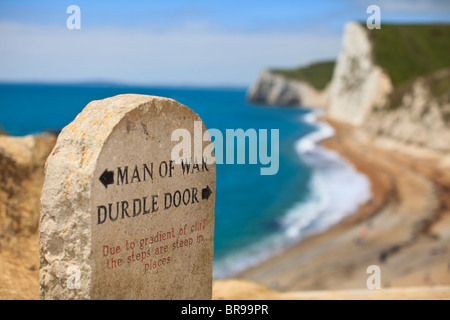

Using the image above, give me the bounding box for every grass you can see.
[271,60,335,91]
[428,69,450,98]
[365,23,450,112]
[366,23,450,87]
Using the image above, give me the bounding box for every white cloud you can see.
[0,21,341,86]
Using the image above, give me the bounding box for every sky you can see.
[0,0,449,87]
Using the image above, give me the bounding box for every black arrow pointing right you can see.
[99,169,114,188]
[202,185,212,200]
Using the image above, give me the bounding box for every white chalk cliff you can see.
[329,22,450,152]
[365,68,450,152]
[248,22,450,152]
[247,70,329,108]
[327,22,392,126]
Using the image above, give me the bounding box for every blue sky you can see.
[0,0,449,86]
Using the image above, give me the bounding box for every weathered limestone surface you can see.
[40,94,216,300]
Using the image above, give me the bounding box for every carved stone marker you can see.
[39,94,215,299]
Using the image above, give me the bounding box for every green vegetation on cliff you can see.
[271,60,335,91]
[366,24,450,87]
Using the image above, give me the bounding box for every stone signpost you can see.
[39,94,216,299]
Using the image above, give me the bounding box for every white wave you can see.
[213,110,371,278]
[284,110,371,238]
[284,140,371,238]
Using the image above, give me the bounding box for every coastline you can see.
[213,110,372,278]
[228,116,450,293]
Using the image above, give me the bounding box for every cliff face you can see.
[328,22,392,126]
[248,22,450,152]
[329,23,450,152]
[365,68,450,152]
[247,70,329,108]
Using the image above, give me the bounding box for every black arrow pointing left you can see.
[99,169,114,188]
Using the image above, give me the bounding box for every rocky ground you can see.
[0,134,56,300]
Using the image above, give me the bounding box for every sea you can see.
[0,83,371,278]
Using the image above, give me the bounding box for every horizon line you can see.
[0,80,250,90]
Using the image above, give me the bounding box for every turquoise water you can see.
[0,83,370,277]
